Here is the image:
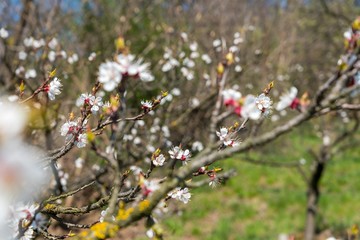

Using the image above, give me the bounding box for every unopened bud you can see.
[69,112,75,121]
[161,91,168,97]
[225,52,234,65]
[217,63,225,75]
[115,36,126,51]
[352,17,360,31]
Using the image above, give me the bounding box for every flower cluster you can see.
[221,88,273,120]
[255,93,272,115]
[60,120,87,148]
[344,17,360,52]
[216,127,239,148]
[168,146,191,165]
[98,54,154,92]
[167,187,191,204]
[338,17,360,71]
[196,166,223,188]
[160,34,215,81]
[76,93,104,113]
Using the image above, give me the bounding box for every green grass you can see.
[158,128,360,239]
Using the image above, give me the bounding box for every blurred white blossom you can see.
[18,51,27,60]
[276,87,298,111]
[25,69,37,79]
[98,61,123,91]
[0,27,9,38]
[48,38,58,49]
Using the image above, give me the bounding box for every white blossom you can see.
[344,29,352,40]
[216,127,228,141]
[183,57,195,68]
[18,51,27,60]
[191,141,204,152]
[143,180,160,196]
[161,126,170,138]
[201,54,212,64]
[180,32,188,41]
[25,69,37,79]
[255,93,272,111]
[88,52,96,61]
[234,37,244,45]
[189,41,198,51]
[190,98,200,107]
[0,27,9,39]
[60,50,67,59]
[178,149,191,165]
[48,38,58,49]
[146,228,155,238]
[229,46,239,52]
[170,88,181,96]
[23,37,34,47]
[32,39,45,49]
[168,146,181,159]
[222,89,242,104]
[15,66,25,76]
[68,53,79,64]
[60,121,78,141]
[276,87,298,111]
[235,65,242,72]
[141,100,153,110]
[190,51,199,59]
[76,93,103,113]
[45,77,62,101]
[168,188,191,204]
[98,61,123,91]
[48,51,56,62]
[213,39,221,47]
[116,54,154,82]
[216,127,239,147]
[75,133,87,148]
[169,146,191,163]
[241,95,262,120]
[162,62,173,72]
[153,154,166,167]
[133,137,141,145]
[75,157,84,169]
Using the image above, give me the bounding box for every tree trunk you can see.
[304,149,328,240]
[305,187,319,240]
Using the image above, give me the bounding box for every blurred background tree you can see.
[1,0,360,239]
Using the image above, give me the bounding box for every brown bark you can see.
[304,148,329,240]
